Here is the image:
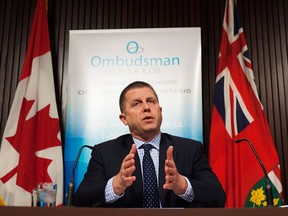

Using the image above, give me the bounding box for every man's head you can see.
[119,81,159,113]
[119,81,162,142]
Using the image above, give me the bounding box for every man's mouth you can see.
[143,116,153,121]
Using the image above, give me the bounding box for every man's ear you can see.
[119,113,127,125]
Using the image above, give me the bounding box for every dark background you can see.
[0,0,287,203]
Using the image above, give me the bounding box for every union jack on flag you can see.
[209,0,283,208]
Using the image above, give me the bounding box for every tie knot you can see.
[140,144,153,153]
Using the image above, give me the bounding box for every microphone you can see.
[235,138,273,207]
[66,145,95,206]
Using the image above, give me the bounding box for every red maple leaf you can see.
[1,97,61,193]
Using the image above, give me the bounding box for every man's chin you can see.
[142,129,160,137]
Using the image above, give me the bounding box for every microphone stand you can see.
[235,138,273,207]
[66,145,94,206]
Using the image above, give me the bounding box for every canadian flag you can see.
[0,0,63,206]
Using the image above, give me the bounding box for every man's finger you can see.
[130,143,137,154]
[124,144,136,162]
[166,146,173,161]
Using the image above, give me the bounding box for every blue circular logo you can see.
[127,41,139,54]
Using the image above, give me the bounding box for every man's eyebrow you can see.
[146,97,158,104]
[131,98,142,103]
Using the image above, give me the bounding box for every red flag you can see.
[209,0,283,208]
[0,0,63,206]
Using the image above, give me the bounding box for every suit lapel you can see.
[133,149,143,203]
[158,134,173,207]
[124,136,143,204]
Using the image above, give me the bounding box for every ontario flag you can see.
[209,0,283,208]
[0,0,63,206]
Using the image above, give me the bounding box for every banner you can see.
[65,28,202,194]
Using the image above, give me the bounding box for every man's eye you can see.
[148,99,155,104]
[132,102,140,107]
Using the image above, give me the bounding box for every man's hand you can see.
[113,144,137,195]
[163,146,188,195]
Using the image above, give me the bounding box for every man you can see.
[73,81,225,208]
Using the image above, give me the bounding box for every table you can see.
[1,206,288,216]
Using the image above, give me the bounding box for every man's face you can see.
[119,87,162,141]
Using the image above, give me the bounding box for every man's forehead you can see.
[126,87,156,99]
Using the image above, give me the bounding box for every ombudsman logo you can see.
[90,41,180,67]
[126,41,144,54]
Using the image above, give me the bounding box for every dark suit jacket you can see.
[73,133,226,208]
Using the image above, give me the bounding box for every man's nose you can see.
[143,102,151,111]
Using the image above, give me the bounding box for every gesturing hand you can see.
[113,144,137,195]
[163,146,187,195]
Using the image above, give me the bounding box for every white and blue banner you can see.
[65,28,202,195]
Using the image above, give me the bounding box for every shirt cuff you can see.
[105,177,124,204]
[177,177,194,202]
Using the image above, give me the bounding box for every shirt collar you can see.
[132,133,161,150]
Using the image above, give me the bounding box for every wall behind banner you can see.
[0,0,287,203]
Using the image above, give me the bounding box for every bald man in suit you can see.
[73,81,225,208]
